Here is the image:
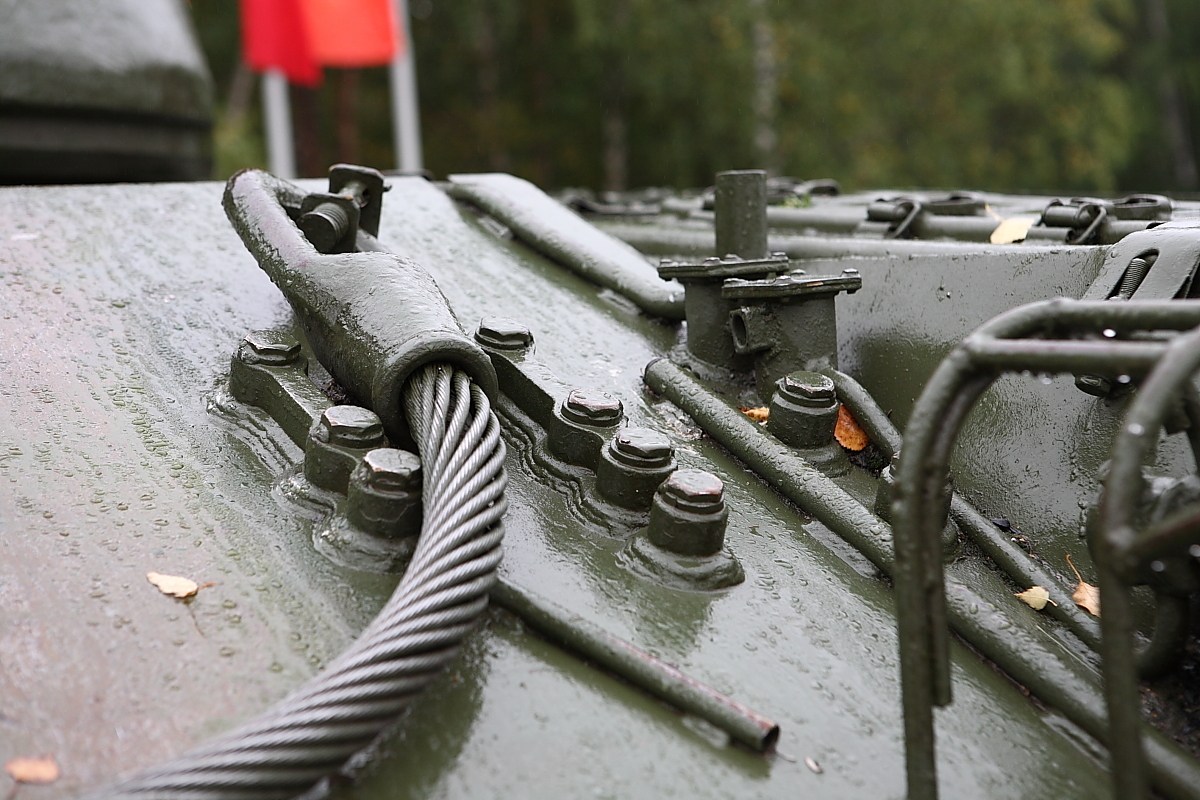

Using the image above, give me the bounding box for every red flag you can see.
[299,0,399,67]
[241,0,322,86]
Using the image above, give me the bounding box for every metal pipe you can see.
[649,353,1200,800]
[490,577,780,752]
[819,368,1103,650]
[262,69,296,180]
[445,175,685,319]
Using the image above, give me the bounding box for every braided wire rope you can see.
[88,363,507,800]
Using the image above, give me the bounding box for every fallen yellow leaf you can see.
[739,406,770,423]
[5,754,60,784]
[989,217,1038,245]
[834,406,869,451]
[146,571,200,599]
[1014,585,1056,610]
[1066,554,1101,617]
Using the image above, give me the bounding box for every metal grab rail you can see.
[892,298,1200,800]
[1100,325,1200,798]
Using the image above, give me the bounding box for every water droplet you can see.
[1151,560,1165,573]
[1103,328,1117,338]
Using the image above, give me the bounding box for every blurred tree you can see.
[191,0,1200,193]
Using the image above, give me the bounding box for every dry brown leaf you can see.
[1014,585,1056,610]
[834,406,869,451]
[1066,554,1101,617]
[5,754,60,784]
[146,571,200,599]
[739,406,770,423]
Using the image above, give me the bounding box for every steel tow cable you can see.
[86,363,506,800]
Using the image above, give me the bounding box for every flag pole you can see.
[262,68,297,179]
[389,0,423,172]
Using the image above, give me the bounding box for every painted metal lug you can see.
[315,448,422,573]
[596,427,677,510]
[229,329,333,449]
[766,370,849,477]
[724,269,862,400]
[621,469,744,591]
[304,405,388,494]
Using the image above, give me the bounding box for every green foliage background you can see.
[191,0,1200,194]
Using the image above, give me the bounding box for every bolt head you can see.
[241,330,301,365]
[562,388,622,426]
[778,371,836,405]
[613,427,673,466]
[360,448,422,492]
[660,469,724,512]
[318,405,384,448]
[475,317,533,351]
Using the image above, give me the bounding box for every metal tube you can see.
[445,175,685,319]
[650,353,1200,800]
[389,0,423,172]
[820,368,1103,650]
[490,578,780,752]
[262,69,295,180]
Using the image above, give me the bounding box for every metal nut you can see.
[316,406,385,448]
[561,388,622,427]
[361,449,422,493]
[240,330,300,366]
[660,469,724,513]
[612,428,673,467]
[475,317,534,351]
[778,371,836,406]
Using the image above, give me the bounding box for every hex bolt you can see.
[346,448,423,538]
[646,469,729,557]
[561,388,623,427]
[239,330,301,366]
[475,317,534,351]
[305,406,387,493]
[596,427,677,510]
[767,371,840,450]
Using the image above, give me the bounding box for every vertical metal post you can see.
[390,0,424,173]
[714,170,768,259]
[262,69,296,180]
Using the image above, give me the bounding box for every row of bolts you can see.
[239,313,853,567]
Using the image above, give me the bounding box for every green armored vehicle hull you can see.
[2,166,1200,800]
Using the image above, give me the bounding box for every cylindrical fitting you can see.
[767,371,839,450]
[475,317,533,352]
[561,388,622,427]
[646,469,729,557]
[304,405,387,493]
[714,170,768,260]
[346,448,422,538]
[596,427,677,510]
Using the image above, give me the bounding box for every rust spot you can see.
[835,406,869,451]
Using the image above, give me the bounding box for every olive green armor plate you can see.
[0,178,1141,798]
